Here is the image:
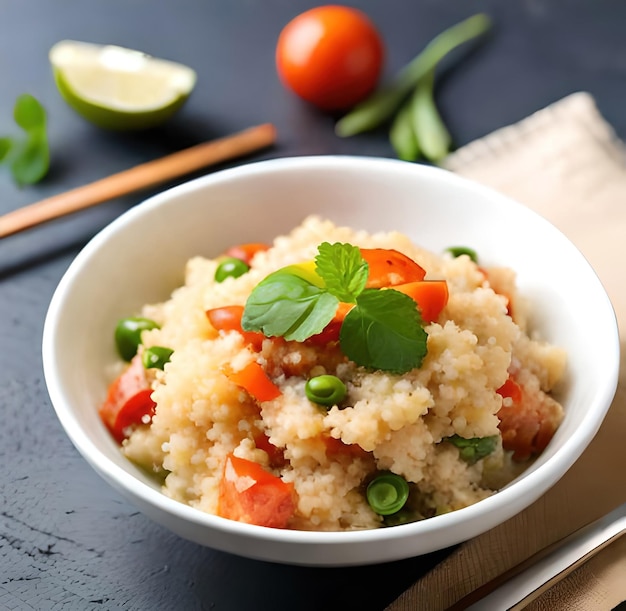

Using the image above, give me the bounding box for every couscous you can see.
[99,216,566,531]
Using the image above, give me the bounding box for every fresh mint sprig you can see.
[242,242,429,373]
[1,94,50,186]
[340,289,427,373]
[314,241,368,303]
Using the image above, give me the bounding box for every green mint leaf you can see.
[315,242,369,303]
[242,271,339,342]
[0,137,13,162]
[1,95,50,185]
[10,132,49,186]
[447,435,498,465]
[14,94,46,132]
[340,288,427,373]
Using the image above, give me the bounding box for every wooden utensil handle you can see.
[0,123,276,238]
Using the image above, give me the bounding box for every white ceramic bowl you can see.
[42,156,619,566]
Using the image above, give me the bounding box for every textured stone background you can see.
[2,1,626,609]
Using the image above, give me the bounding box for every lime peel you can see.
[49,40,197,130]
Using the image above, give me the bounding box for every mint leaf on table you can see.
[315,242,368,303]
[447,435,498,465]
[0,137,13,162]
[242,271,339,342]
[11,134,49,186]
[14,93,46,131]
[0,94,49,186]
[340,288,428,373]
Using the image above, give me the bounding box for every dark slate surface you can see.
[1,1,626,609]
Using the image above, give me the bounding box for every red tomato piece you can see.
[497,377,561,461]
[206,305,265,351]
[276,5,384,111]
[226,361,282,402]
[322,435,369,460]
[224,243,270,266]
[496,376,523,404]
[218,454,295,528]
[390,280,449,323]
[360,248,427,288]
[306,301,353,345]
[99,354,156,443]
[254,432,287,469]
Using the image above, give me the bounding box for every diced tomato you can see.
[224,243,270,266]
[322,435,369,460]
[497,376,561,461]
[497,376,523,404]
[226,361,282,402]
[218,454,295,528]
[360,248,426,288]
[479,268,514,318]
[477,266,489,281]
[254,432,287,469]
[391,280,449,323]
[206,305,265,351]
[99,354,156,443]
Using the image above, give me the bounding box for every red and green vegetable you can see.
[275,5,384,111]
[447,434,498,465]
[218,453,295,528]
[225,361,282,402]
[242,242,444,373]
[335,13,492,163]
[99,354,156,443]
[114,316,160,362]
[366,472,410,516]
[305,374,347,408]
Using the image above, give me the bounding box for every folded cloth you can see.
[387,92,626,611]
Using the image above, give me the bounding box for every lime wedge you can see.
[49,40,197,130]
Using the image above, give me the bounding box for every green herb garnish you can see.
[314,242,368,303]
[340,289,427,373]
[242,271,339,342]
[447,434,498,465]
[242,242,428,373]
[445,246,478,263]
[1,94,50,186]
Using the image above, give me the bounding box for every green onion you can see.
[142,346,174,370]
[335,13,492,138]
[409,70,452,162]
[445,246,478,263]
[366,472,410,516]
[305,374,347,407]
[390,102,420,161]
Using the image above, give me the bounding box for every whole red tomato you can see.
[276,5,385,111]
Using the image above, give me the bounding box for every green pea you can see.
[215,257,250,283]
[366,472,410,516]
[304,375,347,407]
[445,246,478,263]
[142,346,174,370]
[114,317,160,362]
[383,509,418,527]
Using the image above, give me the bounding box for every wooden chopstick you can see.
[0,123,276,238]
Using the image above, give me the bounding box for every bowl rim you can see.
[42,154,621,552]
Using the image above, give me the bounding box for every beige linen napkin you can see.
[387,92,626,611]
